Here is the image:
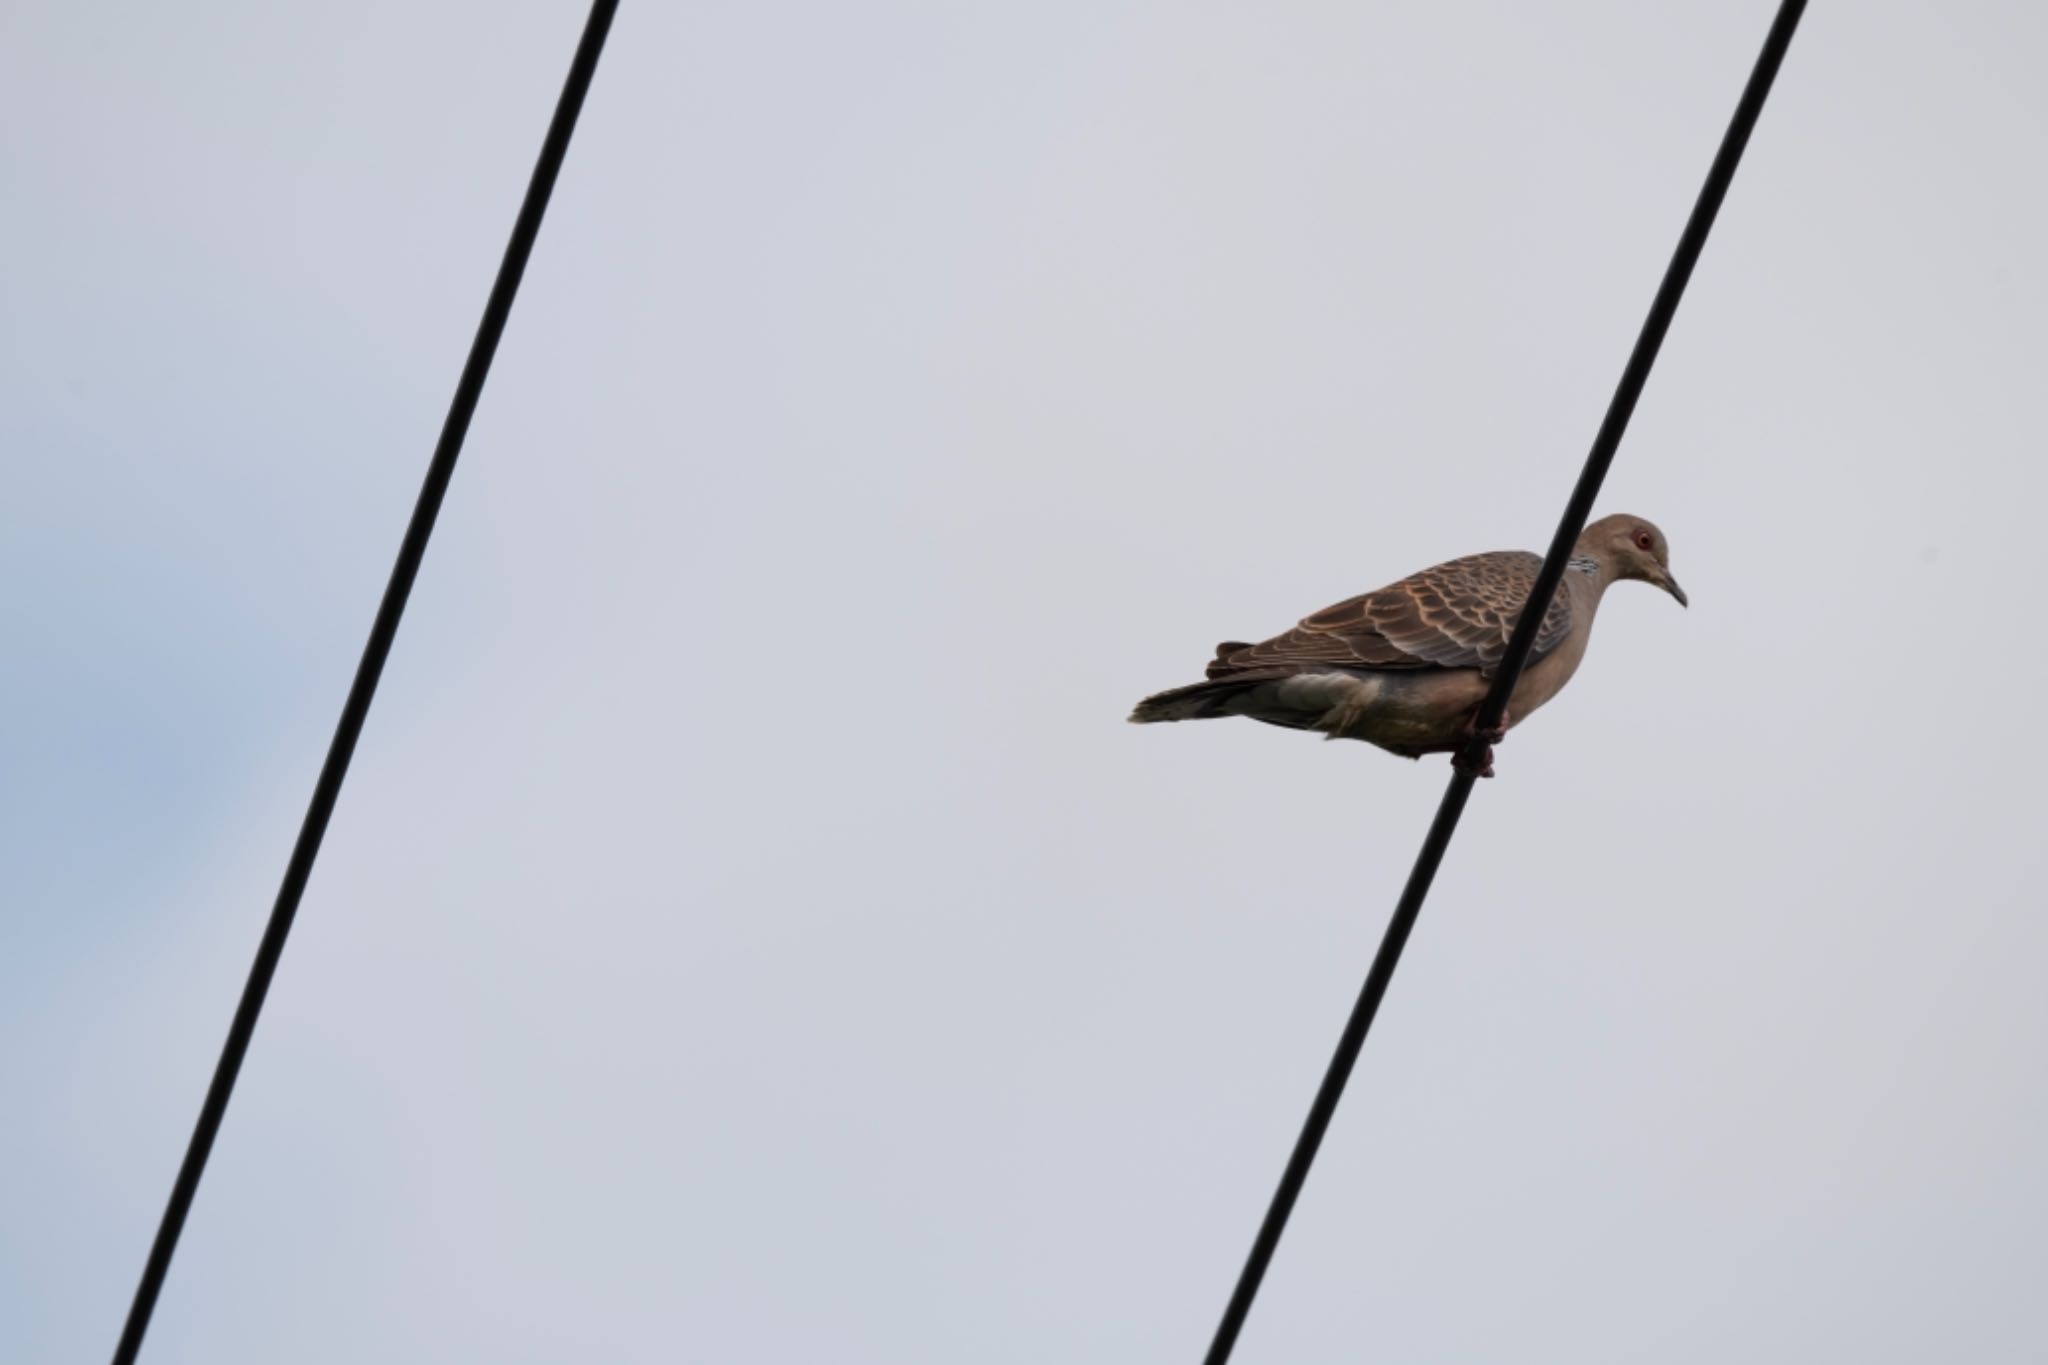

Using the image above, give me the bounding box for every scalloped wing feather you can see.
[1206,550,1573,680]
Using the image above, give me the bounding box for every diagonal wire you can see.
[1200,2,1807,1361]
[109,4,619,1362]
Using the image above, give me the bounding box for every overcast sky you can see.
[5,2,2048,1361]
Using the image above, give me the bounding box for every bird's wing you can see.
[1207,550,1574,679]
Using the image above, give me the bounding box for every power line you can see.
[1199,3,1807,1361]
[108,5,619,1362]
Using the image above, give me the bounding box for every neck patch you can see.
[1566,555,1601,576]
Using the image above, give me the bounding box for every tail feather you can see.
[1129,672,1287,724]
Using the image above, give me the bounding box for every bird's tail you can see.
[1128,675,1267,724]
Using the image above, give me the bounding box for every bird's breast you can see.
[1505,618,1594,721]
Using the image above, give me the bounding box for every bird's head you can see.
[1583,513,1687,607]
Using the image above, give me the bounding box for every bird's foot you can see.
[1453,708,1509,779]
[1452,745,1496,780]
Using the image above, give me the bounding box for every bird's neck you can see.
[1565,550,1613,589]
[1563,550,1617,612]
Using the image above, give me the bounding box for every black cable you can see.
[109,5,618,1361]
[1200,3,1806,1361]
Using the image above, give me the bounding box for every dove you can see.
[1129,513,1685,776]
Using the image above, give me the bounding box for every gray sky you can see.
[5,2,2048,1361]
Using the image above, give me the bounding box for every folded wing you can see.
[1207,550,1573,679]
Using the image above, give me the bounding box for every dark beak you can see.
[1663,574,1688,608]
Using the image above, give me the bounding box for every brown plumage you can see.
[1130,513,1686,774]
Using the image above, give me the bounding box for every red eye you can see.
[1633,529,1655,551]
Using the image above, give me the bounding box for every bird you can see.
[1129,513,1686,777]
